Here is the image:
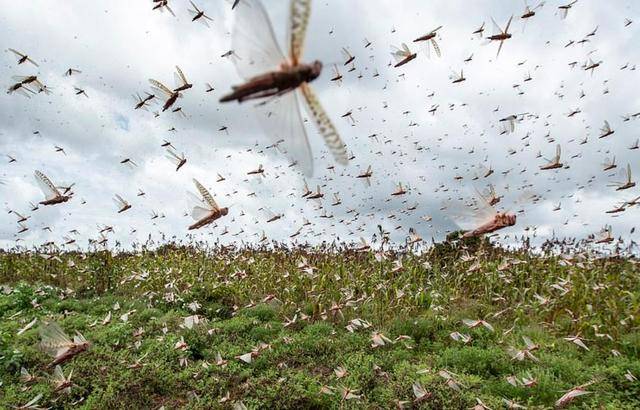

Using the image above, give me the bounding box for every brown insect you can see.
[390,43,417,67]
[149,67,188,112]
[306,185,324,200]
[599,120,614,138]
[247,164,265,176]
[413,26,442,58]
[39,322,89,368]
[461,211,516,238]
[113,194,132,213]
[133,92,155,110]
[7,75,44,97]
[521,1,544,19]
[391,182,407,196]
[188,178,229,230]
[219,0,348,175]
[34,171,72,205]
[609,164,635,191]
[51,365,74,394]
[450,69,466,84]
[166,147,187,171]
[188,1,214,27]
[594,225,614,243]
[555,380,594,408]
[7,48,38,67]
[152,0,175,16]
[487,16,513,58]
[472,22,485,37]
[539,144,563,170]
[558,0,578,20]
[453,190,517,238]
[356,165,372,186]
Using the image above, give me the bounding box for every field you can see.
[1,238,639,409]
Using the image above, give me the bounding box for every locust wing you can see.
[231,0,287,80]
[288,0,311,64]
[431,39,441,58]
[554,144,561,163]
[174,65,189,88]
[188,191,214,221]
[34,171,61,200]
[446,195,498,231]
[254,89,314,175]
[192,178,219,211]
[300,83,348,166]
[39,322,73,358]
[149,79,174,98]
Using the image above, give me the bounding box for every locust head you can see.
[501,213,517,227]
[309,60,323,81]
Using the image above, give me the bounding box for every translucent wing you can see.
[188,192,213,221]
[174,65,188,86]
[462,318,478,327]
[165,148,183,164]
[300,83,349,166]
[413,381,428,399]
[23,394,43,408]
[559,7,568,19]
[481,184,497,199]
[288,0,311,64]
[17,317,37,335]
[555,144,561,162]
[193,178,219,210]
[341,47,352,63]
[53,365,65,381]
[447,196,497,230]
[522,335,535,349]
[39,322,73,357]
[231,0,287,80]
[11,75,32,82]
[423,39,431,59]
[431,39,441,58]
[504,15,513,33]
[390,46,408,63]
[113,196,124,208]
[192,206,212,221]
[149,79,174,98]
[254,89,314,175]
[158,2,176,17]
[34,170,61,200]
[262,207,277,219]
[474,187,500,214]
[8,48,24,58]
[490,17,502,35]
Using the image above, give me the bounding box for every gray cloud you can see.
[1,0,639,249]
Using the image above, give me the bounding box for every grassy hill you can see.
[1,241,639,409]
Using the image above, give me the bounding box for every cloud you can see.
[0,0,638,249]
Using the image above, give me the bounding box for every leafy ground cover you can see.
[0,240,638,409]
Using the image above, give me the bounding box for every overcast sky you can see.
[1,0,639,250]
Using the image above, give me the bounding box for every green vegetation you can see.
[0,241,639,409]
